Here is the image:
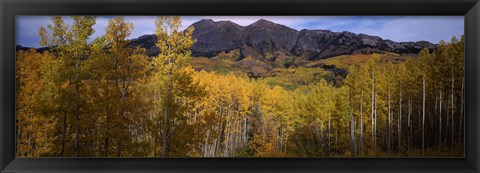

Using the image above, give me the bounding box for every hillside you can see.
[16,19,436,60]
[16,19,435,86]
[125,19,435,60]
[189,50,412,90]
[15,16,464,158]
[130,19,434,82]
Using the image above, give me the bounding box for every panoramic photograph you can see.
[15,16,464,157]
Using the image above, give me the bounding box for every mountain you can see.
[291,30,435,60]
[16,45,50,53]
[16,19,435,61]
[190,19,244,57]
[126,19,435,61]
[238,19,299,58]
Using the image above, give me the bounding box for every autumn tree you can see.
[39,16,97,156]
[16,16,465,158]
[150,16,200,157]
[16,49,57,157]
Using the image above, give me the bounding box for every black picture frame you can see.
[1,0,479,172]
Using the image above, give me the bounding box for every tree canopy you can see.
[16,16,465,157]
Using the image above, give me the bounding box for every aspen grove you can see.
[16,16,464,157]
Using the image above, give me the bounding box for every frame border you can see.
[1,0,479,172]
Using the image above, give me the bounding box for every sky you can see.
[16,16,464,48]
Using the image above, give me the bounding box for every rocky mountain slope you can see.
[128,19,435,60]
[16,19,435,61]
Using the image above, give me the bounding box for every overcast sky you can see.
[16,16,464,48]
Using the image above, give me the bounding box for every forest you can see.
[16,16,464,157]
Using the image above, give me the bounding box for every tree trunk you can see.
[104,78,110,157]
[458,81,464,142]
[244,116,247,145]
[215,107,224,156]
[360,91,364,154]
[75,83,80,157]
[117,89,128,157]
[388,89,391,153]
[451,70,455,148]
[408,97,412,152]
[398,87,402,152]
[61,112,67,157]
[28,117,32,156]
[204,130,210,157]
[17,117,21,156]
[446,92,449,145]
[319,123,324,155]
[224,106,230,157]
[328,116,331,154]
[422,76,426,156]
[162,82,171,158]
[370,67,375,149]
[439,91,442,147]
[374,89,377,152]
[105,114,109,157]
[434,90,437,147]
[371,69,376,151]
[350,107,355,156]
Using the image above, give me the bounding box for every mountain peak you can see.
[26,19,434,61]
[192,19,216,28]
[250,19,276,26]
[193,19,243,29]
[197,19,214,23]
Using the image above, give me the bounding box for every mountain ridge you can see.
[134,19,436,60]
[16,19,436,60]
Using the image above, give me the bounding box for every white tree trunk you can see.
[439,91,442,147]
[458,81,464,142]
[328,116,331,154]
[398,87,402,152]
[451,70,455,148]
[371,69,375,151]
[374,89,377,152]
[350,108,355,156]
[360,91,364,154]
[388,89,391,153]
[408,97,412,152]
[422,76,425,156]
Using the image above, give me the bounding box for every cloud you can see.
[16,16,59,47]
[16,16,463,48]
[352,16,464,43]
[179,16,334,30]
[123,16,157,38]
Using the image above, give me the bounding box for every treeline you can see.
[16,16,464,157]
